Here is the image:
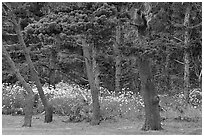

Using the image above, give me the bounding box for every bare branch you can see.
[199,69,202,82]
[188,22,202,29]
[173,37,184,43]
[174,59,184,65]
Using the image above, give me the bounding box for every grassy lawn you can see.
[2,114,202,135]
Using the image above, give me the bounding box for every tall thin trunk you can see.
[130,57,139,93]
[10,12,53,123]
[49,49,57,88]
[92,46,100,89]
[3,45,34,127]
[82,39,100,125]
[184,50,190,102]
[164,51,171,92]
[114,25,122,95]
[138,57,162,131]
[183,5,191,103]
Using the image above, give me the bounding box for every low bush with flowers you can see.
[2,82,202,123]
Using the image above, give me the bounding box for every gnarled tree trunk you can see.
[3,45,34,127]
[138,57,162,131]
[82,40,100,125]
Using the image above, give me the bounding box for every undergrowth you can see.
[2,82,202,123]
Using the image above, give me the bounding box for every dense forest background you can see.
[2,2,202,93]
[2,2,202,133]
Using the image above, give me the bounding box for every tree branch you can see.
[188,22,202,29]
[173,37,184,43]
[174,59,184,65]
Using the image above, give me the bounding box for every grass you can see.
[2,114,202,135]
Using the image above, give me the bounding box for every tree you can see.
[130,2,162,130]
[92,45,100,89]
[183,4,191,103]
[81,38,100,125]
[166,2,201,101]
[24,2,117,125]
[114,22,122,94]
[2,44,35,127]
[138,55,162,130]
[3,2,53,123]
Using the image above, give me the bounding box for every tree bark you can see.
[184,50,190,102]
[3,45,34,127]
[130,57,139,94]
[92,46,100,89]
[183,5,191,103]
[82,40,100,125]
[113,25,122,95]
[138,57,162,131]
[164,51,171,92]
[10,13,53,123]
[49,49,57,88]
[23,94,34,127]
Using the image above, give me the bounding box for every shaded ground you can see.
[2,115,202,135]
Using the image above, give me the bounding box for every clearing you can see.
[2,115,202,135]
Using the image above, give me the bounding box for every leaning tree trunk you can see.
[82,39,100,125]
[138,56,162,131]
[11,13,53,123]
[183,5,191,104]
[113,25,122,95]
[3,45,34,127]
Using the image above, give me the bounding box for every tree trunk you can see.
[23,94,34,127]
[184,50,190,102]
[113,25,122,95]
[3,45,34,127]
[92,46,100,89]
[138,57,162,131]
[164,51,171,92]
[11,15,53,123]
[82,40,100,125]
[183,5,191,103]
[49,49,57,88]
[130,57,139,94]
[30,66,53,123]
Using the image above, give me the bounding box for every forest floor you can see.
[2,114,202,135]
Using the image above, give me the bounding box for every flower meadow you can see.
[2,82,202,122]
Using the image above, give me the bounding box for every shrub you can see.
[159,91,202,121]
[2,82,202,123]
[100,91,145,121]
[2,84,25,114]
[189,88,202,107]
